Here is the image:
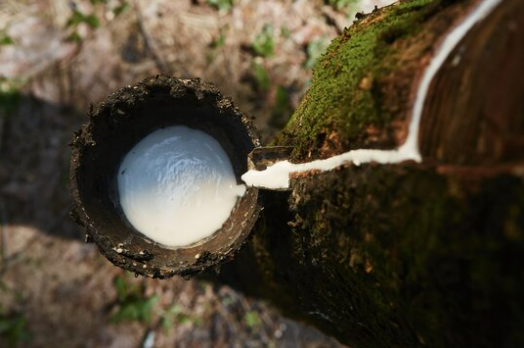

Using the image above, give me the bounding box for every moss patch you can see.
[276,0,449,160]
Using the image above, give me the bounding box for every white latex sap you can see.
[242,0,502,190]
[118,126,246,247]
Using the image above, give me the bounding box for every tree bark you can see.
[218,1,524,347]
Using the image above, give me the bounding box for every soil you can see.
[0,0,354,347]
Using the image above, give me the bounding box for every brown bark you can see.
[420,0,524,164]
[216,1,524,347]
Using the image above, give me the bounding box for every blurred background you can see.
[0,0,360,346]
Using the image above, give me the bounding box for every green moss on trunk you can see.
[277,0,473,160]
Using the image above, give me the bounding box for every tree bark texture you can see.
[218,1,524,347]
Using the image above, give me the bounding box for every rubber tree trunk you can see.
[217,1,524,347]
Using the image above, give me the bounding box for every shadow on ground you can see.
[0,94,84,240]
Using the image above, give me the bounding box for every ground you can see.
[0,0,372,347]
